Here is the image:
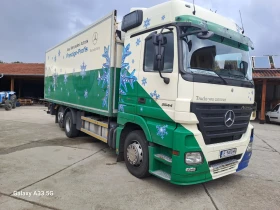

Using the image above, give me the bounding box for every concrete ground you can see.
[0,106,279,210]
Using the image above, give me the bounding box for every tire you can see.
[124,130,150,178]
[64,112,79,138]
[57,106,65,128]
[12,100,17,109]
[265,116,271,124]
[5,101,12,111]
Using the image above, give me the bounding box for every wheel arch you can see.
[116,115,152,161]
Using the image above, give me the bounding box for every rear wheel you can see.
[12,100,17,109]
[64,112,79,138]
[124,130,150,178]
[10,95,17,109]
[57,106,64,128]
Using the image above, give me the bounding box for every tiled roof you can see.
[0,63,44,76]
[253,69,280,79]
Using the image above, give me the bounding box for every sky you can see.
[0,0,279,63]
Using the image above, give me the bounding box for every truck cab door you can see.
[134,27,178,146]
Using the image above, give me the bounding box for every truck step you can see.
[81,128,107,143]
[151,170,171,181]
[154,154,172,166]
[81,116,108,128]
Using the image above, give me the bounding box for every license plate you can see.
[220,148,237,158]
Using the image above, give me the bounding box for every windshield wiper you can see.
[222,69,254,86]
[205,69,228,85]
[232,74,254,86]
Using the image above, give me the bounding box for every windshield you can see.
[182,35,253,81]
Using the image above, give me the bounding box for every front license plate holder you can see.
[220,148,237,158]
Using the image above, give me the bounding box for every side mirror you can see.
[197,31,214,39]
[153,34,166,71]
[153,45,165,71]
[152,33,170,84]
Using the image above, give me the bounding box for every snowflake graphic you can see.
[119,44,137,96]
[161,15,166,20]
[156,125,168,139]
[84,89,88,98]
[64,72,68,84]
[136,38,141,46]
[68,91,70,96]
[142,77,147,86]
[150,90,160,100]
[140,107,143,112]
[118,104,126,112]
[97,46,111,108]
[52,69,58,91]
[61,87,63,91]
[143,18,151,29]
[132,59,135,64]
[119,89,126,96]
[80,61,87,78]
[58,50,61,57]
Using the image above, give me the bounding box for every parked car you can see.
[266,104,280,123]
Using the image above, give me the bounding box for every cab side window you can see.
[143,32,174,73]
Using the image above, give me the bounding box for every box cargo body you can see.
[44,11,122,117]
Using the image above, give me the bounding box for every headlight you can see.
[185,152,203,165]
[247,142,253,152]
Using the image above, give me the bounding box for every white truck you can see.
[45,0,255,185]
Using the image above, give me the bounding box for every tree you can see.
[12,61,22,63]
[0,60,3,63]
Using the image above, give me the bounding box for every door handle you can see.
[138,97,146,104]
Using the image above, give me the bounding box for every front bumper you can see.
[156,125,254,185]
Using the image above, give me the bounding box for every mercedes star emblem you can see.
[224,110,235,127]
[92,32,98,45]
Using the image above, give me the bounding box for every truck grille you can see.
[191,103,252,145]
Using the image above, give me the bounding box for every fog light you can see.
[185,152,203,165]
[246,142,253,152]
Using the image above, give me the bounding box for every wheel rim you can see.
[58,112,63,123]
[66,117,71,132]
[126,141,143,166]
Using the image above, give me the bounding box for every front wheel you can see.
[64,112,79,138]
[266,116,271,124]
[124,130,150,178]
[5,101,12,111]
